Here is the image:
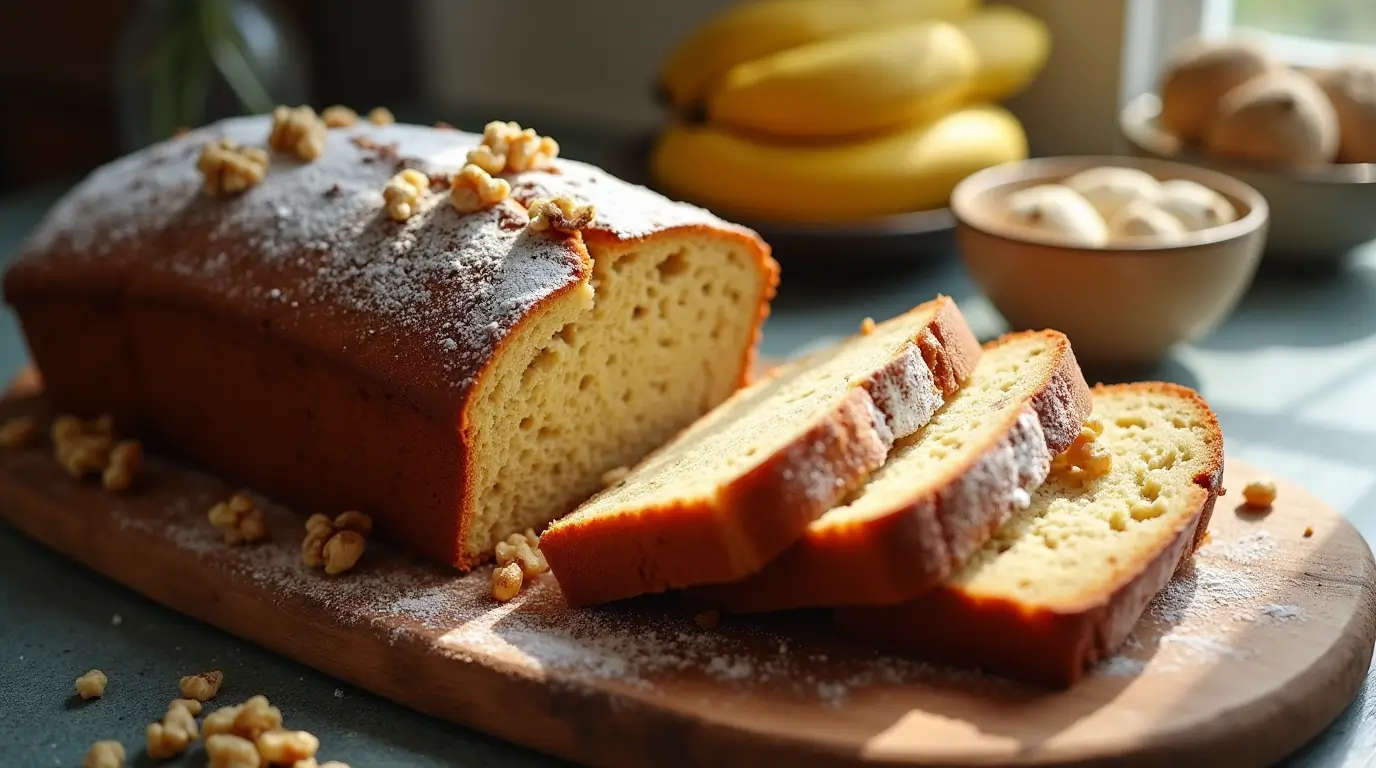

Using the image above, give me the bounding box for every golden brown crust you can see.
[6,116,776,572]
[690,331,1091,613]
[541,298,981,607]
[834,382,1225,688]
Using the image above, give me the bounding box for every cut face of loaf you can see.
[541,297,982,606]
[692,330,1092,613]
[3,116,778,570]
[836,383,1225,688]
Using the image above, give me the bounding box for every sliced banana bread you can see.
[836,383,1225,687]
[692,330,1092,613]
[541,297,981,606]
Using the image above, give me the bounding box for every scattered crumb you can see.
[76,669,108,700]
[859,317,876,335]
[333,688,343,698]
[1242,478,1277,510]
[1304,526,1314,538]
[180,669,224,701]
[82,740,124,768]
[110,614,122,626]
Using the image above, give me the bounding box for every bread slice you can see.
[836,383,1225,687]
[541,297,981,606]
[691,330,1092,613]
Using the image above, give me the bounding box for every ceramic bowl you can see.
[1121,92,1376,265]
[951,154,1268,367]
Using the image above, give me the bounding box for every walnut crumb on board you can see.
[257,729,320,763]
[209,493,269,545]
[302,512,372,575]
[205,734,259,768]
[1304,526,1314,538]
[101,440,141,492]
[0,416,37,447]
[76,669,108,699]
[82,740,124,768]
[198,139,269,196]
[495,529,549,580]
[171,697,203,716]
[145,699,199,759]
[492,562,524,602]
[180,669,224,701]
[1242,478,1277,509]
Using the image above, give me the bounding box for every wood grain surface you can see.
[0,387,1373,768]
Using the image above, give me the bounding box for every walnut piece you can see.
[1242,478,1277,509]
[209,493,268,545]
[368,106,395,125]
[102,440,142,492]
[257,729,320,764]
[333,510,373,536]
[323,530,366,576]
[383,169,431,222]
[0,416,37,447]
[76,669,108,699]
[494,530,548,580]
[234,694,284,739]
[202,704,244,737]
[269,105,327,162]
[82,740,125,768]
[198,139,269,196]
[469,120,559,174]
[205,734,260,768]
[171,697,203,716]
[465,145,506,175]
[321,105,357,128]
[492,562,523,602]
[302,512,371,575]
[527,196,596,234]
[180,669,224,701]
[450,163,512,213]
[145,700,200,759]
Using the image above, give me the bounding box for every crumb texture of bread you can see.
[541,297,982,606]
[4,115,777,570]
[695,330,1092,613]
[836,383,1224,687]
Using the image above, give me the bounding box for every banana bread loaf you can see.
[4,115,778,569]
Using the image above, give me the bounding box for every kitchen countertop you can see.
[1,122,1374,767]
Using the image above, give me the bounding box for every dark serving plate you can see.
[604,132,958,273]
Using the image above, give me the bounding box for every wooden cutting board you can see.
[1,383,1373,768]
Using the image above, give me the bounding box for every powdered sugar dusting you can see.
[109,477,1005,707]
[11,115,750,404]
[1097,528,1307,678]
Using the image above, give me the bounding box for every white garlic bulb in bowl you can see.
[1002,184,1109,247]
[1157,179,1238,231]
[1063,166,1164,222]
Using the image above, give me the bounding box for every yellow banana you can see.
[956,6,1052,102]
[651,106,1028,223]
[658,0,978,112]
[706,21,979,139]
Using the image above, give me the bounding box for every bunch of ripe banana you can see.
[650,0,1050,223]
